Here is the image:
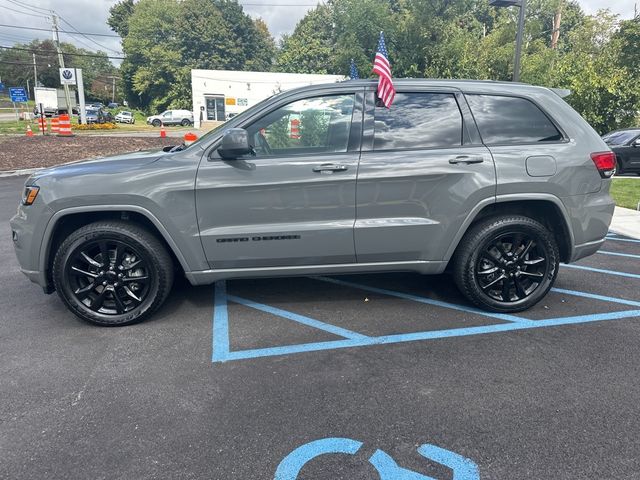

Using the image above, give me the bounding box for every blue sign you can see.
[9,87,28,103]
[275,437,480,480]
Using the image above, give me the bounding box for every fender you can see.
[443,193,575,262]
[39,205,193,278]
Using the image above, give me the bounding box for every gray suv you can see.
[10,80,616,326]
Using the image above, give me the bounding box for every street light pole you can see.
[489,0,527,82]
[513,0,527,82]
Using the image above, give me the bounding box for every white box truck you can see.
[34,87,78,116]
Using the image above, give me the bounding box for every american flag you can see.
[372,31,395,108]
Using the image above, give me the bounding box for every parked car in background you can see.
[84,107,113,124]
[115,111,135,124]
[146,109,193,127]
[602,128,640,175]
[107,102,119,109]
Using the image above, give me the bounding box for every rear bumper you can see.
[570,237,606,263]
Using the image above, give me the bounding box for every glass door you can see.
[205,96,226,121]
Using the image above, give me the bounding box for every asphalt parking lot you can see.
[2,174,640,479]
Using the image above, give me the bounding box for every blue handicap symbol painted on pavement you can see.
[274,437,479,480]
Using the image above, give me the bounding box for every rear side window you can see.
[374,93,463,150]
[465,94,563,144]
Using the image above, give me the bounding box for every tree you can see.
[107,0,136,38]
[119,0,276,111]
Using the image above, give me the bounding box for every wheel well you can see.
[46,211,183,288]
[467,200,571,262]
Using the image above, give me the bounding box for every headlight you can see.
[22,186,40,206]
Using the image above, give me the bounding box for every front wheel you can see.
[152,119,161,127]
[452,215,559,313]
[52,221,174,326]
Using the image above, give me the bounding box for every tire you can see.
[180,119,190,126]
[52,221,174,326]
[452,215,559,313]
[616,158,625,175]
[152,119,161,127]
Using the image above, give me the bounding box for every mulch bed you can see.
[0,136,178,171]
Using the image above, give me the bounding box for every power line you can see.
[1,2,50,19]
[5,0,52,14]
[0,23,121,38]
[59,16,122,54]
[0,45,126,60]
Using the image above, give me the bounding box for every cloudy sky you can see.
[0,0,636,66]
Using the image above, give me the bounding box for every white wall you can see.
[191,69,344,128]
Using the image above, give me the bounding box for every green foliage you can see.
[277,0,640,133]
[107,0,135,37]
[299,111,328,147]
[118,0,276,112]
[0,39,118,103]
[267,117,292,149]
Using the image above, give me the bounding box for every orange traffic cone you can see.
[159,124,167,138]
[26,125,34,137]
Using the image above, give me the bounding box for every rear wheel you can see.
[452,215,559,313]
[52,221,174,326]
[181,118,191,126]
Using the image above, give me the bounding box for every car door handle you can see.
[449,155,484,165]
[312,163,349,173]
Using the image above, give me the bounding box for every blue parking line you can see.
[597,250,640,260]
[562,264,640,279]
[212,281,230,362]
[227,294,370,340]
[605,236,640,244]
[219,308,640,362]
[551,287,640,308]
[313,276,535,325]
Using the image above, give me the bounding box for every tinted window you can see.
[466,94,562,144]
[246,94,355,157]
[603,130,639,146]
[373,93,462,150]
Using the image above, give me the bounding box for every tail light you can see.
[590,151,616,178]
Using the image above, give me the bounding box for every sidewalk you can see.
[610,206,640,239]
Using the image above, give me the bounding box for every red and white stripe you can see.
[373,52,395,108]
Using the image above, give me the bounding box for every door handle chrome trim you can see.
[449,155,484,165]
[312,164,349,172]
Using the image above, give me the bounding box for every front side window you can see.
[246,94,355,157]
[373,93,463,150]
[465,94,563,144]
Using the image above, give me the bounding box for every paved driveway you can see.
[2,175,640,479]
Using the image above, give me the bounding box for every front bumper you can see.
[10,201,54,293]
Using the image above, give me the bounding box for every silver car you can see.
[10,79,615,325]
[146,109,193,127]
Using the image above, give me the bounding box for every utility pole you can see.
[111,76,116,103]
[52,14,72,115]
[32,53,38,91]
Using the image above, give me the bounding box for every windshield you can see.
[603,131,639,145]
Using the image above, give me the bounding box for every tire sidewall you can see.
[53,228,163,326]
[459,218,559,312]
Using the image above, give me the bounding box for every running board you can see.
[185,260,447,285]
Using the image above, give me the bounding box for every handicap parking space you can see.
[214,240,640,363]
[4,175,640,479]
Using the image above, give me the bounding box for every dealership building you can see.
[190,69,344,129]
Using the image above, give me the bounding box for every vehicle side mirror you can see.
[633,139,640,147]
[218,128,253,159]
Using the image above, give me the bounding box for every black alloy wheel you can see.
[453,215,559,313]
[53,221,174,326]
[66,239,150,316]
[475,231,549,303]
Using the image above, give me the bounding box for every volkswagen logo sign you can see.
[62,69,73,80]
